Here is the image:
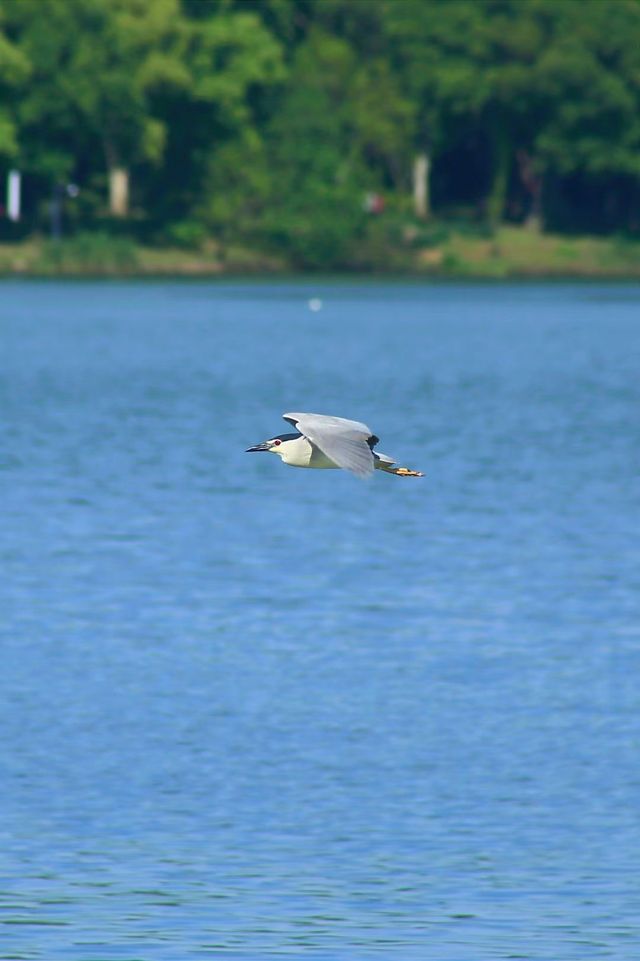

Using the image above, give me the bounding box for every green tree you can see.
[155,2,284,231]
[385,0,555,223]
[0,9,30,162]
[533,0,640,229]
[253,22,414,266]
[5,0,640,250]
[6,0,187,213]
[5,0,283,227]
[260,30,361,267]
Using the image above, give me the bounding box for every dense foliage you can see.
[2,0,640,266]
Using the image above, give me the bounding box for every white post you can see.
[109,167,129,217]
[413,153,430,220]
[7,170,21,221]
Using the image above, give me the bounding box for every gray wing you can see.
[283,412,376,477]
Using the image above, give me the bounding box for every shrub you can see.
[36,232,139,274]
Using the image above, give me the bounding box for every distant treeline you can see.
[2,0,640,266]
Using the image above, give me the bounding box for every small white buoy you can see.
[308,298,323,312]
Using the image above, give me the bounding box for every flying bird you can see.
[247,412,423,479]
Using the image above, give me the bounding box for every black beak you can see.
[246,442,271,452]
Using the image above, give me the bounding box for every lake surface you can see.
[1,279,639,960]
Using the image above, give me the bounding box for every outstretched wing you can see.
[283,412,376,478]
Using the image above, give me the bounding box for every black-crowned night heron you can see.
[247,412,423,479]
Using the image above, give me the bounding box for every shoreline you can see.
[2,225,640,280]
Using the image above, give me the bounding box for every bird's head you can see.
[246,432,299,458]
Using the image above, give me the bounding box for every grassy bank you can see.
[2,226,640,278]
[0,234,284,277]
[432,226,640,278]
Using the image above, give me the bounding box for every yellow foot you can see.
[392,467,424,477]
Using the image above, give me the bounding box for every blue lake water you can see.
[1,279,639,960]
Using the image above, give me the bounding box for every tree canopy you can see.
[2,0,640,264]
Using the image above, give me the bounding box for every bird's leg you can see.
[378,463,424,477]
[391,466,424,477]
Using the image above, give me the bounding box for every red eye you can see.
[273,439,282,446]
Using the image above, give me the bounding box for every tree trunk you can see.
[486,121,510,226]
[7,170,21,221]
[109,166,129,217]
[517,149,543,231]
[413,152,430,220]
[524,180,543,232]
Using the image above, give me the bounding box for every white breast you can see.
[279,435,339,469]
[278,435,314,467]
